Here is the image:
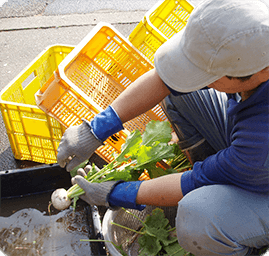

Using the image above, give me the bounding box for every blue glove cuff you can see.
[90,106,124,142]
[108,181,146,211]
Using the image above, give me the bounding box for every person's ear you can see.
[257,66,269,83]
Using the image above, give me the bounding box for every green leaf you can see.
[116,129,142,163]
[144,208,169,230]
[142,121,172,147]
[163,241,189,256]
[148,166,168,179]
[146,226,170,244]
[138,209,183,255]
[138,234,162,256]
[111,208,192,256]
[102,168,132,182]
[136,143,175,168]
[70,159,89,177]
[163,168,179,175]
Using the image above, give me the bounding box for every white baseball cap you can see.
[154,0,269,93]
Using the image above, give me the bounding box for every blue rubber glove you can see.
[108,181,146,211]
[90,105,124,141]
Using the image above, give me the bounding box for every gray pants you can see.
[162,89,269,255]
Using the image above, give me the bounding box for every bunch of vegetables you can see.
[51,120,191,210]
[81,207,192,256]
[113,207,191,256]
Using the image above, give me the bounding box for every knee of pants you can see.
[175,193,209,253]
[175,186,250,256]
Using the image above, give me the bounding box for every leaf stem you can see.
[111,221,145,235]
[122,208,146,226]
[168,227,176,232]
[170,247,186,255]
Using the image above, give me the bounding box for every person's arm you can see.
[180,81,269,195]
[112,68,171,123]
[136,173,184,206]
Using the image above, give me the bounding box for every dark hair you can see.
[226,74,253,82]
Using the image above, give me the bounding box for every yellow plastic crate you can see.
[35,23,167,163]
[0,45,74,164]
[128,0,194,63]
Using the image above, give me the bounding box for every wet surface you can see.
[0,193,95,256]
[0,156,108,256]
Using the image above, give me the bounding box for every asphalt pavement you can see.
[0,0,160,18]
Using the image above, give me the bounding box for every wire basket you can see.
[102,206,178,256]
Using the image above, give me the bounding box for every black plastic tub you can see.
[1,164,70,200]
[0,160,107,256]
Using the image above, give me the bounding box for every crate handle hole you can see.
[22,71,37,89]
[111,134,120,142]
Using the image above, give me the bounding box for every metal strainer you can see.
[102,206,178,256]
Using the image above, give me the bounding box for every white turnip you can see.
[51,188,71,210]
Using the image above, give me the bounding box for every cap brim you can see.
[154,29,221,93]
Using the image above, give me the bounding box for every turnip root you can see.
[51,188,71,210]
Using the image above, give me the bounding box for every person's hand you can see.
[57,120,102,172]
[71,168,119,207]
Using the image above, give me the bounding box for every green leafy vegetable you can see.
[167,145,192,172]
[70,159,89,177]
[111,208,190,256]
[65,120,178,201]
[53,120,191,211]
[142,120,172,145]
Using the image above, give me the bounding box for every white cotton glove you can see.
[57,106,124,172]
[71,175,119,207]
[57,120,102,172]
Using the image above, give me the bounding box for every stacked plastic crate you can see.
[0,0,194,164]
[129,0,194,63]
[0,45,74,164]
